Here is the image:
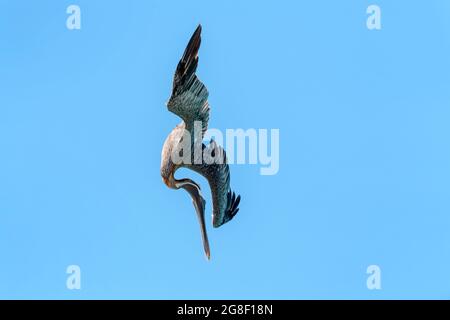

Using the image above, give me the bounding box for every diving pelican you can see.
[160,25,241,260]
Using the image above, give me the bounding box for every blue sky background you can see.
[0,0,450,299]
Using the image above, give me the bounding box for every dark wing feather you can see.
[167,25,210,137]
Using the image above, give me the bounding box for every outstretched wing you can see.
[167,24,210,137]
[187,140,241,228]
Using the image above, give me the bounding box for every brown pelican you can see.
[160,25,241,260]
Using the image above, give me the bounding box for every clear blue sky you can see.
[1,0,450,299]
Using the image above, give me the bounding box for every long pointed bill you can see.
[177,179,211,260]
[193,195,210,260]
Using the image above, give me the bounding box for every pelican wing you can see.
[187,140,241,228]
[167,25,210,137]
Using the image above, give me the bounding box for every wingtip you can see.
[180,24,202,64]
[192,24,202,39]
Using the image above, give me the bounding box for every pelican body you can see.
[161,25,241,260]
